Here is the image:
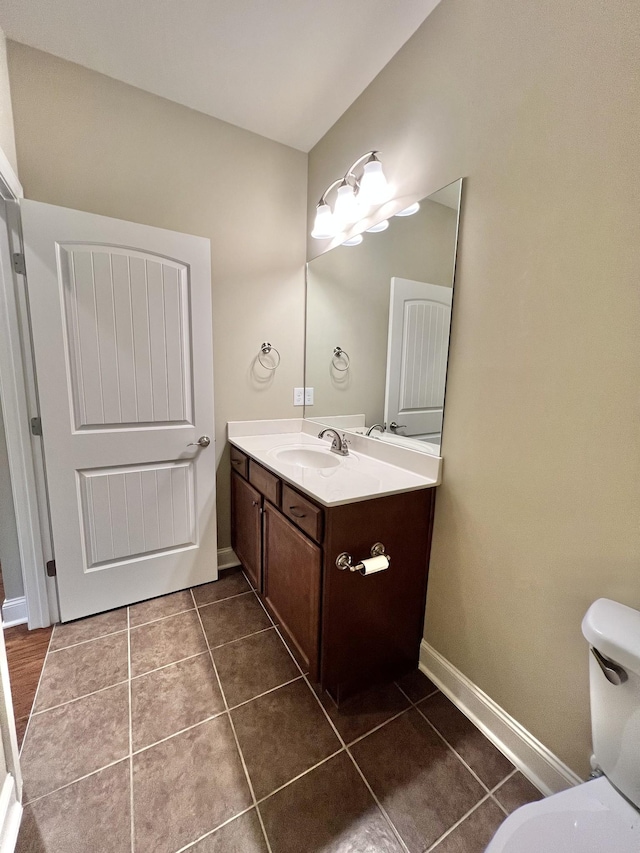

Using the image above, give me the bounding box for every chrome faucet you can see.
[366,423,385,436]
[318,428,349,456]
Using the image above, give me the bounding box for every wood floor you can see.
[4,622,53,745]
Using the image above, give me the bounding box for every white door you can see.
[0,627,22,847]
[384,277,453,440]
[21,200,217,621]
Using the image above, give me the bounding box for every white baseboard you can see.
[420,640,583,797]
[1,598,27,629]
[0,775,22,853]
[217,547,241,571]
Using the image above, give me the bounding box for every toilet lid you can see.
[485,777,640,853]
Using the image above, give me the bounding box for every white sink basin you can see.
[272,446,341,469]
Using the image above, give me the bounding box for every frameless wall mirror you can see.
[304,178,462,454]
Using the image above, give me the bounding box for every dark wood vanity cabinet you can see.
[230,468,262,590]
[230,445,435,702]
[263,503,321,676]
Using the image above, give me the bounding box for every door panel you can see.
[59,246,193,429]
[384,277,452,438]
[21,200,217,621]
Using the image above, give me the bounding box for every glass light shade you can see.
[342,234,363,246]
[333,183,360,227]
[358,160,389,206]
[311,203,336,239]
[395,202,420,217]
[366,219,389,233]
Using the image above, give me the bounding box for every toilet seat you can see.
[485,776,640,853]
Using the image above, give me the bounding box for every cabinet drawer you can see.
[249,460,280,505]
[281,484,323,543]
[230,446,248,479]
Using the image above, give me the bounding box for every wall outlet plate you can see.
[304,387,314,405]
[293,387,304,406]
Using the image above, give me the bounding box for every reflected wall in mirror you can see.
[304,179,462,455]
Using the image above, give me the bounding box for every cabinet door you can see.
[230,470,262,590]
[263,502,321,679]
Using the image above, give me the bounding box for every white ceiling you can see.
[0,0,441,152]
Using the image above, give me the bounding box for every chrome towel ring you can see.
[258,342,281,370]
[332,346,350,371]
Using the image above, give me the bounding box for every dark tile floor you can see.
[15,568,542,853]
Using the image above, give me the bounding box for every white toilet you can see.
[486,598,640,852]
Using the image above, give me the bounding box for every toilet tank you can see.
[582,598,640,808]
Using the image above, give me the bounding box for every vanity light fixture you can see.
[311,151,390,240]
[395,202,420,217]
[342,234,363,246]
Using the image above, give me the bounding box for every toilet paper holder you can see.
[336,542,390,574]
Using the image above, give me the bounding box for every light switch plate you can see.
[293,387,304,406]
[304,387,314,405]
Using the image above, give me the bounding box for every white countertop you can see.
[227,419,441,507]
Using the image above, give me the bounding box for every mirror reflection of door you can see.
[384,277,453,447]
[304,178,462,452]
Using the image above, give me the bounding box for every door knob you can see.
[188,435,211,448]
[389,422,407,432]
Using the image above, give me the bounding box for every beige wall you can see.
[0,27,17,174]
[7,42,308,551]
[309,0,640,776]
[306,198,457,425]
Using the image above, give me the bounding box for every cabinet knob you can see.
[252,500,259,507]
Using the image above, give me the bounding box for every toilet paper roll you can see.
[359,555,389,575]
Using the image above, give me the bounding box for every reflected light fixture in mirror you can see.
[396,202,421,216]
[366,219,389,233]
[305,178,462,456]
[311,151,390,240]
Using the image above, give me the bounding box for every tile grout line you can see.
[246,575,514,849]
[259,602,412,853]
[412,688,517,817]
[171,806,256,853]
[30,642,220,717]
[47,581,252,655]
[243,573,412,851]
[22,756,131,807]
[342,743,411,853]
[345,706,413,749]
[227,675,304,712]
[254,747,345,806]
[408,685,515,819]
[395,680,440,706]
[127,606,135,853]
[31,677,130,716]
[413,701,506,799]
[132,711,228,756]
[423,790,496,853]
[194,589,254,612]
[129,605,196,631]
[130,650,209,680]
[48,625,129,653]
[249,573,508,852]
[19,622,55,759]
[487,767,518,817]
[189,588,274,853]
[207,625,274,652]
